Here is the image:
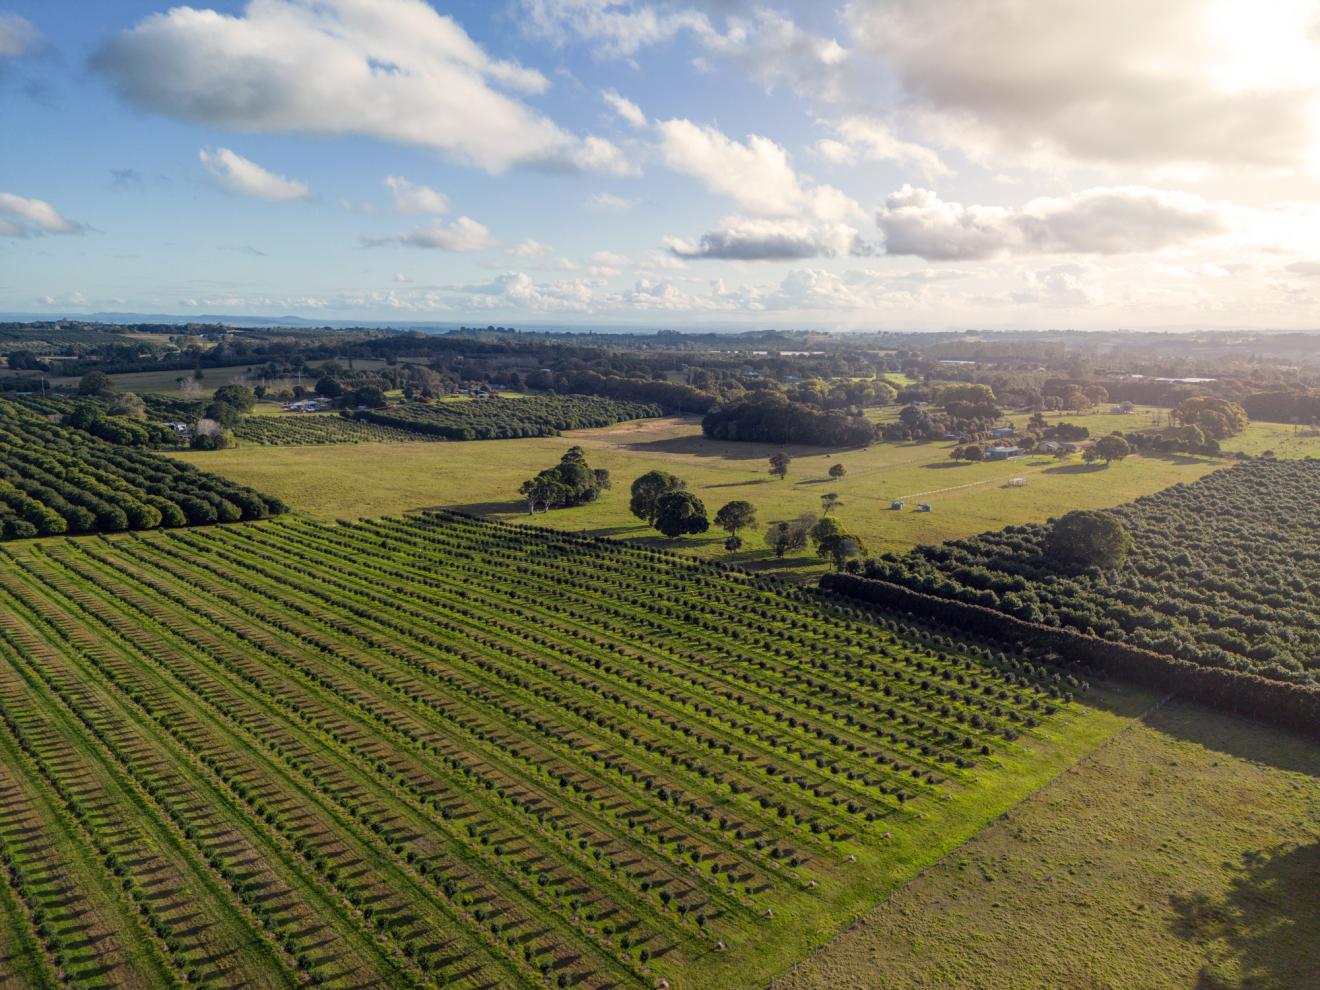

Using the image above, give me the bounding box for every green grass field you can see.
[172,412,1320,572]
[775,700,1320,990]
[0,513,1125,989]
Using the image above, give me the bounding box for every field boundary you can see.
[766,689,1173,989]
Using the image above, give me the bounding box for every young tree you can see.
[652,491,710,538]
[818,532,866,571]
[714,500,757,537]
[765,514,815,558]
[1047,510,1131,569]
[768,451,792,480]
[820,492,842,515]
[630,470,686,523]
[828,463,847,480]
[723,534,743,553]
[1084,434,1131,465]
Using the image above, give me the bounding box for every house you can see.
[1037,440,1061,454]
[990,426,1015,439]
[1059,441,1083,453]
[986,445,1025,460]
[891,500,904,510]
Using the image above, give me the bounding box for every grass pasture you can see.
[0,512,1127,989]
[776,700,1320,990]
[172,412,1320,572]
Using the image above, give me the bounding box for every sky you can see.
[3,0,1320,330]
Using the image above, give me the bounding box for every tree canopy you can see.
[629,470,686,523]
[1046,510,1132,569]
[519,447,610,513]
[714,500,757,535]
[652,491,709,538]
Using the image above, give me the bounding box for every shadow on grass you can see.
[705,478,772,489]
[1141,702,1320,779]
[1042,462,1109,475]
[1170,840,1320,990]
[922,461,973,470]
[445,499,531,515]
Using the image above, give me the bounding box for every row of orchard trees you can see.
[0,399,283,540]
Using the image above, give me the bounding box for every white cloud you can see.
[584,191,639,211]
[199,148,310,201]
[874,185,1234,260]
[657,118,804,215]
[508,238,554,258]
[94,0,619,174]
[591,250,629,265]
[571,135,639,176]
[1285,260,1320,276]
[518,0,711,58]
[603,89,646,127]
[0,193,86,237]
[366,216,496,252]
[845,0,1320,171]
[666,217,860,261]
[384,175,449,214]
[0,12,39,57]
[699,8,850,102]
[813,138,855,165]
[522,3,850,102]
[827,116,950,179]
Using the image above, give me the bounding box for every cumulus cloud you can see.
[0,12,39,57]
[384,175,449,214]
[845,0,1320,170]
[93,0,620,174]
[0,192,86,237]
[657,118,804,215]
[874,185,1233,260]
[199,148,310,201]
[603,89,646,127]
[666,217,860,261]
[366,216,495,251]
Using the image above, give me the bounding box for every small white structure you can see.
[1007,476,1026,488]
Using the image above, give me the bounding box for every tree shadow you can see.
[1169,841,1320,990]
[444,499,531,515]
[922,461,973,470]
[1042,462,1108,474]
[1141,703,1320,779]
[705,478,771,489]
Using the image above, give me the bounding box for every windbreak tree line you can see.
[0,399,283,540]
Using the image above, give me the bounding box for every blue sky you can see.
[3,0,1320,329]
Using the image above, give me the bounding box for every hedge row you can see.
[820,573,1320,741]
